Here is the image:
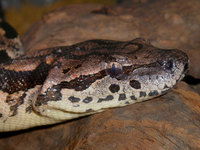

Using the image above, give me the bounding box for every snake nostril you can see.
[165,59,174,70]
[157,59,174,71]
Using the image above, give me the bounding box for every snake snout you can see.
[172,49,189,81]
[167,49,189,74]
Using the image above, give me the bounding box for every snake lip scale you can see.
[0,20,189,132]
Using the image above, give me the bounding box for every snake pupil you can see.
[111,64,116,74]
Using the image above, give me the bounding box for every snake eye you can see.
[106,63,123,78]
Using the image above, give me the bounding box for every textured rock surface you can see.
[0,0,200,150]
[22,0,200,78]
[0,82,200,150]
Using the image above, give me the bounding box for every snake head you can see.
[0,39,189,131]
[33,39,189,119]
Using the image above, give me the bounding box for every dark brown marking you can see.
[164,84,169,89]
[0,62,51,94]
[35,86,62,106]
[62,68,70,74]
[183,63,189,74]
[58,38,142,62]
[125,101,130,105]
[68,96,80,103]
[109,84,120,93]
[46,87,62,101]
[130,80,141,89]
[58,70,106,91]
[37,64,135,93]
[0,38,146,94]
[148,90,159,96]
[25,106,32,114]
[0,50,12,63]
[130,95,137,100]
[8,92,26,117]
[140,91,146,97]
[118,93,126,101]
[86,109,93,113]
[156,76,159,79]
[83,97,93,103]
[98,95,114,103]
[0,20,18,38]
[74,64,81,69]
[73,39,127,52]
[54,65,136,93]
[0,113,2,118]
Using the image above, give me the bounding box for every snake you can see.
[0,19,189,132]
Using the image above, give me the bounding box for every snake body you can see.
[0,20,189,132]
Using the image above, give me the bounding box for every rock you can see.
[0,82,200,150]
[22,0,200,78]
[66,82,200,150]
[1,1,200,149]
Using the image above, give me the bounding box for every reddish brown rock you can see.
[0,82,200,150]
[65,84,200,150]
[22,0,200,78]
[1,0,200,150]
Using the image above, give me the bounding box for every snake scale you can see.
[0,19,189,132]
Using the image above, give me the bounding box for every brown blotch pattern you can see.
[98,95,114,103]
[86,109,93,113]
[129,80,141,89]
[68,96,81,103]
[148,90,159,96]
[109,84,120,93]
[130,95,137,100]
[139,91,146,97]
[0,20,18,38]
[6,92,26,117]
[58,70,106,91]
[118,93,126,101]
[0,62,50,94]
[83,97,93,103]
[35,86,62,106]
[62,68,70,74]
[25,106,32,114]
[164,84,169,89]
